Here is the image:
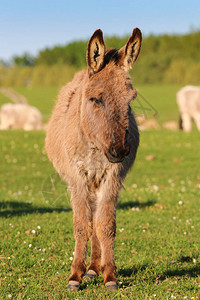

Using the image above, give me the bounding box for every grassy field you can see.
[0,85,200,299]
[0,84,182,124]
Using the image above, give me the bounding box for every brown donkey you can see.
[45,28,142,291]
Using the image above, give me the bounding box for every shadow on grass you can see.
[117,265,149,288]
[0,201,71,218]
[161,265,200,279]
[118,263,199,288]
[117,199,156,210]
[118,264,149,278]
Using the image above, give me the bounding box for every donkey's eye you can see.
[90,97,103,106]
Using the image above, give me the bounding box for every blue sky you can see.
[0,0,200,61]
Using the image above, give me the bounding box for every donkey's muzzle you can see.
[106,143,130,163]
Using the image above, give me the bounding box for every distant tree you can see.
[36,41,87,67]
[2,30,200,86]
[13,53,35,66]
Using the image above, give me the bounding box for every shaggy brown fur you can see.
[45,28,142,291]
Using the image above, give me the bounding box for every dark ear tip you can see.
[91,29,103,40]
[132,27,142,40]
[95,28,103,34]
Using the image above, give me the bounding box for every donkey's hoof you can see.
[105,281,118,291]
[84,269,98,280]
[67,280,80,291]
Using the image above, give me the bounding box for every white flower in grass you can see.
[132,207,139,211]
[8,295,12,299]
[193,259,196,263]
[69,257,73,261]
[178,201,183,205]
[152,185,159,192]
[37,226,41,229]
[31,230,36,234]
[29,244,32,248]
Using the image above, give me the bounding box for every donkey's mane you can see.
[104,48,119,66]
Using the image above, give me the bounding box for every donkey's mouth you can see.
[105,146,130,163]
[106,152,125,163]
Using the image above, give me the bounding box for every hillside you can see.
[0,31,200,86]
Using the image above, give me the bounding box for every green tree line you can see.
[0,31,200,86]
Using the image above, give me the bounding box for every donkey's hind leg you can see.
[181,112,192,132]
[67,191,92,291]
[193,113,200,131]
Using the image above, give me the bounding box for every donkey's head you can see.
[81,28,142,163]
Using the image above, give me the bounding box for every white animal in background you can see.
[0,103,43,130]
[176,85,200,132]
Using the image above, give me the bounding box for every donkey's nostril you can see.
[107,142,130,163]
[109,146,118,159]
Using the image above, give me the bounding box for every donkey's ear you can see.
[87,29,105,75]
[117,28,142,71]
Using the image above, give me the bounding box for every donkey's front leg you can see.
[84,223,101,279]
[67,193,92,291]
[95,200,118,291]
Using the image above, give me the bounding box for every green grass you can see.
[0,84,199,298]
[136,84,182,123]
[0,129,200,299]
[0,91,12,106]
